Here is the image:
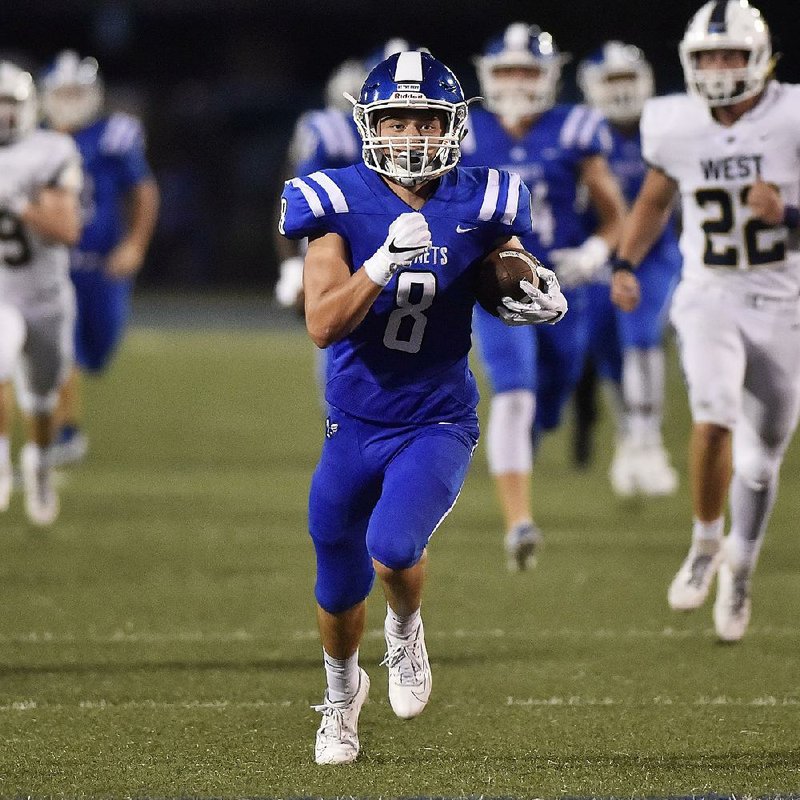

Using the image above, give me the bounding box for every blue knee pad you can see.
[309,410,477,611]
[72,268,132,372]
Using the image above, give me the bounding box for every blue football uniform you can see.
[281,161,532,611]
[70,113,153,372]
[292,108,361,176]
[460,104,613,431]
[585,126,682,383]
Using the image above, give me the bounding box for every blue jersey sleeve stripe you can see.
[478,168,501,221]
[501,172,521,225]
[559,106,588,149]
[290,177,326,218]
[598,124,614,154]
[577,108,604,148]
[308,171,349,213]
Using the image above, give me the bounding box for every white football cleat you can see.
[0,456,11,512]
[312,667,370,765]
[20,444,60,527]
[504,521,542,571]
[609,438,638,497]
[713,561,752,643]
[637,442,678,496]
[382,617,431,719]
[668,539,722,611]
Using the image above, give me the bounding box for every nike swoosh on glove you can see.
[363,212,432,286]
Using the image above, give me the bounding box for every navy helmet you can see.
[353,50,468,186]
[475,22,570,122]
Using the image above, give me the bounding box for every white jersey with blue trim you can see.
[0,129,83,311]
[642,82,800,296]
[280,161,533,425]
[460,104,612,271]
[289,107,361,176]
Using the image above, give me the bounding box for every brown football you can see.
[474,248,544,317]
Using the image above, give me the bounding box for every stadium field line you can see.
[0,695,798,712]
[1,625,799,645]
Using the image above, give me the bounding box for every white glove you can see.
[497,264,568,326]
[548,235,610,289]
[275,256,305,308]
[363,212,431,287]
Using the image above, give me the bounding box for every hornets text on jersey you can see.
[281,161,533,425]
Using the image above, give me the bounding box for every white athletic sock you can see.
[726,473,778,574]
[601,380,627,440]
[623,347,665,447]
[486,390,535,475]
[323,648,360,704]
[692,516,724,547]
[0,436,9,466]
[385,604,421,640]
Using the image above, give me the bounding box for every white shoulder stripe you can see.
[559,106,588,149]
[478,169,501,221]
[309,171,349,213]
[577,108,603,148]
[290,178,325,218]
[501,172,521,225]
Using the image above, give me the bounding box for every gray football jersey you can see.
[0,129,82,311]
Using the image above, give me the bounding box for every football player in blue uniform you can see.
[460,23,626,570]
[577,42,682,496]
[39,51,160,464]
[280,50,566,765]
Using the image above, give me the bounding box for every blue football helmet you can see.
[353,50,468,186]
[577,41,654,123]
[40,50,104,131]
[475,22,570,122]
[0,61,37,145]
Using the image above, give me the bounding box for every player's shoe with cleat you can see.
[668,539,722,611]
[713,561,751,643]
[636,442,678,496]
[504,521,542,571]
[20,444,60,527]
[49,426,89,468]
[382,618,431,719]
[609,437,638,497]
[312,667,370,765]
[0,456,11,512]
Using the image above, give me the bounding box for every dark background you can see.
[2,0,798,290]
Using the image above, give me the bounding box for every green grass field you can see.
[1,317,799,798]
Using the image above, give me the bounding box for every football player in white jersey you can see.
[0,61,82,525]
[611,0,800,642]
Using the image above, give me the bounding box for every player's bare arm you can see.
[106,178,160,279]
[580,153,627,250]
[303,231,384,348]
[20,185,81,247]
[612,167,677,312]
[747,179,785,226]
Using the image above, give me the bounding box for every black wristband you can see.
[783,205,800,230]
[611,257,635,275]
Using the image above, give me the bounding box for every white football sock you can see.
[0,436,9,465]
[692,516,724,546]
[385,604,421,640]
[486,390,535,474]
[323,648,360,704]
[726,473,778,574]
[623,347,665,447]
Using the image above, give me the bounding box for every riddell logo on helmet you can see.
[391,91,424,101]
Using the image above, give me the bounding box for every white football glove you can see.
[274,256,305,308]
[363,212,432,287]
[548,235,610,289]
[497,264,568,326]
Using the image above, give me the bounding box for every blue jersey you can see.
[292,108,361,176]
[460,104,612,269]
[605,125,678,261]
[281,162,533,425]
[72,113,152,263]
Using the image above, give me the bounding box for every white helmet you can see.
[577,41,654,124]
[40,50,104,131]
[0,61,37,145]
[325,59,367,112]
[679,0,771,107]
[475,23,570,124]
